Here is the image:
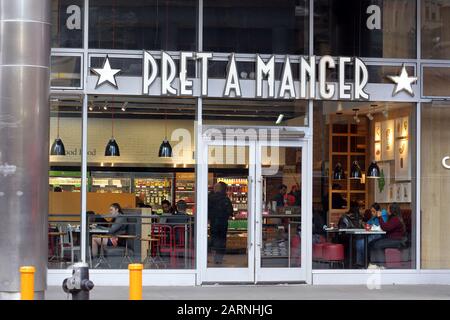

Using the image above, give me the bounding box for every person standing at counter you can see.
[208,182,234,265]
[91,203,127,258]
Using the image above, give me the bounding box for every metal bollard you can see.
[62,262,94,300]
[128,264,143,300]
[20,266,35,300]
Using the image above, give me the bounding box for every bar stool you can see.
[322,243,345,269]
[93,234,112,269]
[48,231,67,268]
[141,237,163,269]
[313,242,328,267]
[118,234,137,268]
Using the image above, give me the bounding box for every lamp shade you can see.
[350,161,362,179]
[367,161,381,178]
[158,139,172,158]
[333,162,345,180]
[50,138,66,156]
[105,138,120,156]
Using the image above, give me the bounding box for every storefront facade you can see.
[3,0,450,295]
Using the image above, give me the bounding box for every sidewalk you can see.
[45,284,450,300]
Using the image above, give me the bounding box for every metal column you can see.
[0,0,51,299]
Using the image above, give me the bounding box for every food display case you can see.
[90,172,132,193]
[49,171,83,192]
[174,172,195,215]
[134,173,173,211]
[216,177,248,215]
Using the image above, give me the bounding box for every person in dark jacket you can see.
[208,181,234,264]
[91,203,127,257]
[369,202,407,266]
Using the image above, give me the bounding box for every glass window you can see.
[423,66,450,96]
[51,55,82,88]
[203,0,309,54]
[203,98,308,127]
[421,103,450,269]
[86,95,196,269]
[315,0,416,58]
[48,96,82,269]
[313,101,416,270]
[421,0,450,59]
[51,0,84,48]
[89,0,197,51]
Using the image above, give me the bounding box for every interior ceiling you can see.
[321,101,413,116]
[50,95,307,121]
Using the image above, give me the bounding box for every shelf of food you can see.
[134,177,172,209]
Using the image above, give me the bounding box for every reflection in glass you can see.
[422,0,450,59]
[261,147,302,268]
[51,0,84,48]
[208,146,249,268]
[314,0,416,58]
[89,0,197,50]
[51,56,82,88]
[203,0,309,54]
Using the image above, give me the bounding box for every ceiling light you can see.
[350,161,362,180]
[367,161,381,178]
[382,107,389,118]
[121,101,128,112]
[367,113,374,121]
[276,114,284,124]
[105,101,120,157]
[50,113,66,156]
[353,109,360,123]
[336,102,343,115]
[158,113,172,158]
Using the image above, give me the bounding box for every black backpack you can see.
[338,214,358,229]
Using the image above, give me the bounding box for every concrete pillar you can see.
[0,0,51,299]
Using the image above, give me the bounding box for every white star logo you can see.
[387,64,417,97]
[91,55,121,88]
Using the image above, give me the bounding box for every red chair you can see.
[313,243,326,260]
[150,224,173,267]
[173,224,195,269]
[322,243,345,268]
[290,235,301,267]
[385,248,402,268]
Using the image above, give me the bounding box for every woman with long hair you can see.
[91,203,128,258]
[369,202,407,267]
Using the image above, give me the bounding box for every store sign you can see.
[442,156,450,169]
[92,52,371,100]
[143,51,370,100]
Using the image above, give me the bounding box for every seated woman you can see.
[355,203,388,267]
[369,202,407,267]
[91,203,127,258]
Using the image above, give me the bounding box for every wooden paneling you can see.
[49,192,136,218]
[421,105,450,269]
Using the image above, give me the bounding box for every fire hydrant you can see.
[62,262,94,300]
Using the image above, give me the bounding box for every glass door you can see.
[255,142,308,282]
[201,141,256,283]
[200,139,308,283]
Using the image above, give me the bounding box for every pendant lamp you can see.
[367,161,381,178]
[158,113,172,158]
[333,162,345,180]
[50,111,66,156]
[105,101,120,156]
[350,161,362,179]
